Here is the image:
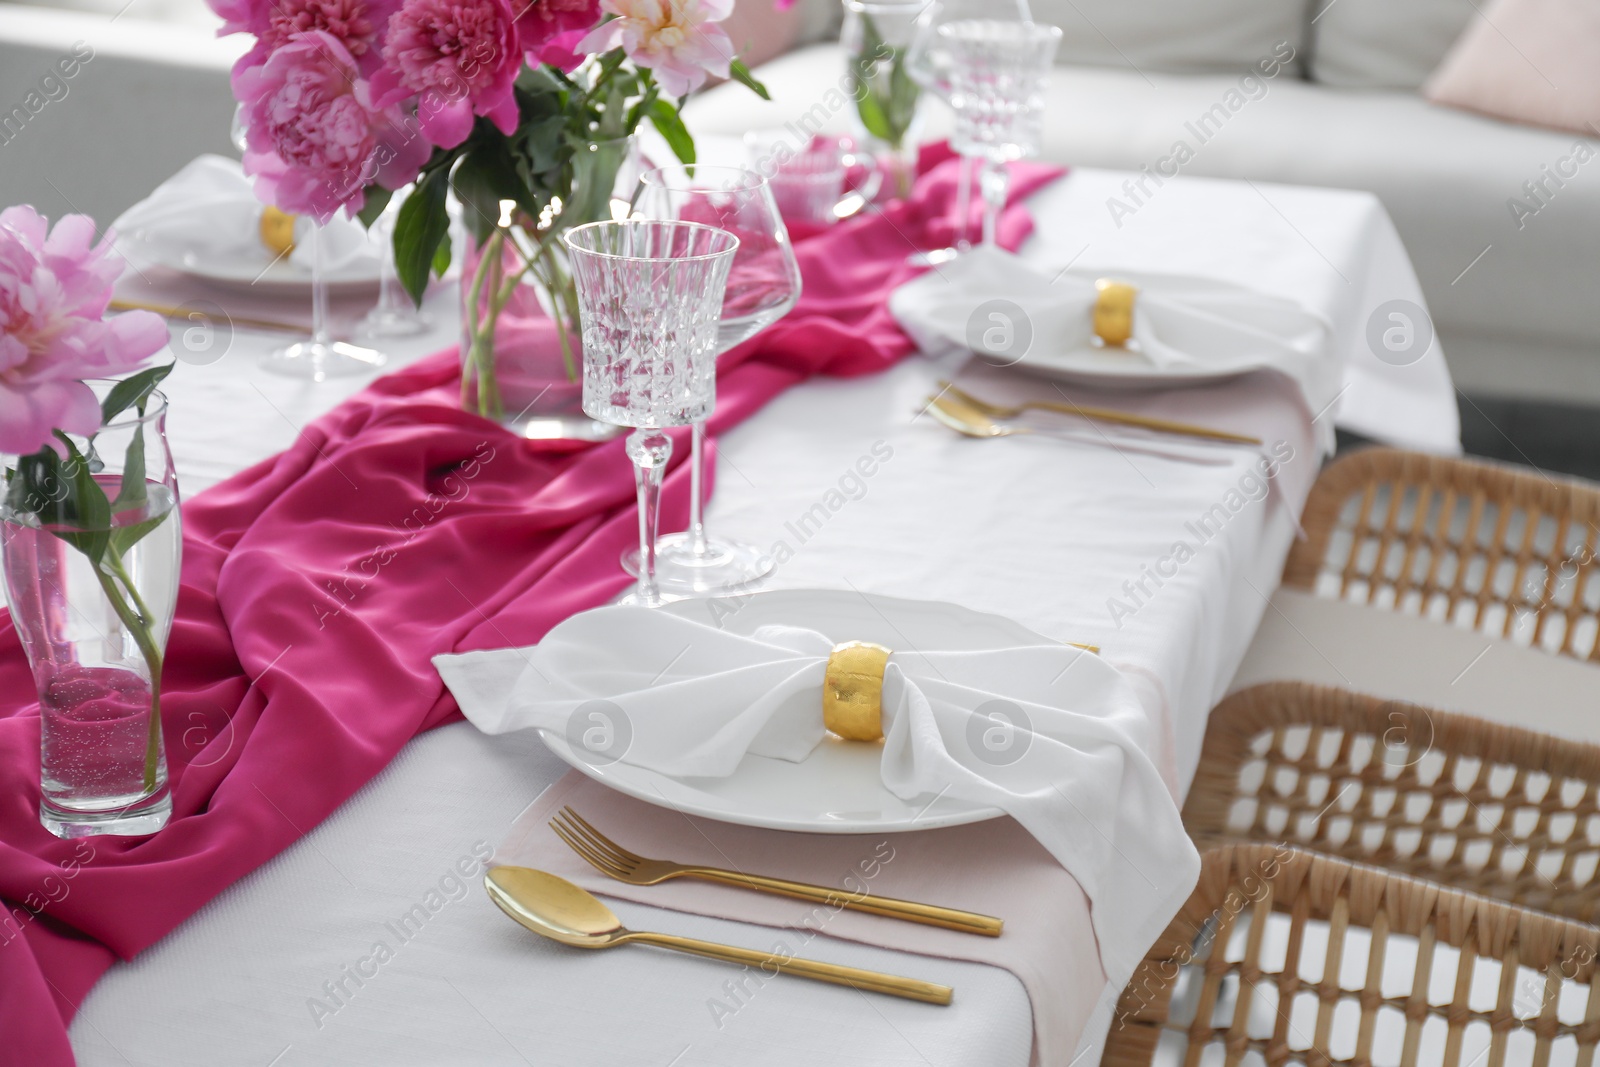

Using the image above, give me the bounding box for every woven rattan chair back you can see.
[1104,844,1600,1067]
[1185,683,1600,924]
[1282,448,1600,661]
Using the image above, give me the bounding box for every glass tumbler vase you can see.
[1,385,182,838]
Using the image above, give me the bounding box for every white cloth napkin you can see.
[435,603,1200,988]
[113,155,380,273]
[891,246,1343,449]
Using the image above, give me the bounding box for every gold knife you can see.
[110,298,305,336]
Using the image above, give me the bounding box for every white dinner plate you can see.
[536,589,1062,833]
[1009,343,1250,392]
[124,232,383,296]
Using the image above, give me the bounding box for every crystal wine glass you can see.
[562,220,740,607]
[908,3,1056,254]
[624,165,803,595]
[918,18,1061,249]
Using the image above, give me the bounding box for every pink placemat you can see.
[498,772,1104,1067]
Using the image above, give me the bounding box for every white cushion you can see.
[688,44,1600,361]
[1029,0,1305,76]
[1230,589,1600,747]
[1309,0,1479,89]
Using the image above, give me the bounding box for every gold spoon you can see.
[484,865,954,1005]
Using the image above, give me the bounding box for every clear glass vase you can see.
[459,136,641,442]
[1,385,181,838]
[843,0,928,202]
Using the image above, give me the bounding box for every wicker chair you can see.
[1103,844,1600,1067]
[1185,683,1600,925]
[1282,448,1600,662]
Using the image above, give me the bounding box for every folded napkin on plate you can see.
[891,246,1342,445]
[113,154,379,272]
[435,603,1200,988]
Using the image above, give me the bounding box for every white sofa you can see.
[686,0,1600,404]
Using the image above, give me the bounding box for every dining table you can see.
[62,164,1458,1067]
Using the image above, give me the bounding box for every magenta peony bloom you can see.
[237,32,430,221]
[578,0,735,98]
[371,0,524,151]
[516,0,602,70]
[213,0,398,91]
[260,0,392,58]
[0,207,168,457]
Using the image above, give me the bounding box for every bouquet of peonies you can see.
[209,0,777,306]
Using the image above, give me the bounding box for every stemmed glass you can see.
[927,20,1061,248]
[359,191,430,339]
[624,165,803,595]
[232,104,388,381]
[908,4,1060,252]
[562,220,739,607]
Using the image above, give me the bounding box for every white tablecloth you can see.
[70,168,1457,1066]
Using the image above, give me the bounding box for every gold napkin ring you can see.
[259,206,298,257]
[823,641,891,742]
[1093,278,1138,348]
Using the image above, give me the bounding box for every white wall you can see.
[0,6,244,226]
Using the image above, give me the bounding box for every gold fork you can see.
[550,806,1003,937]
[925,393,1234,468]
[937,380,1261,445]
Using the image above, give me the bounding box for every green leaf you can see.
[885,50,921,144]
[111,422,147,514]
[100,363,174,427]
[50,433,110,565]
[647,98,695,166]
[453,139,542,244]
[432,238,452,278]
[357,186,393,230]
[729,59,771,101]
[561,133,633,231]
[853,89,893,142]
[518,115,568,174]
[395,167,452,307]
[108,512,167,560]
[515,64,567,99]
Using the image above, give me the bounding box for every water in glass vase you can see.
[3,480,180,837]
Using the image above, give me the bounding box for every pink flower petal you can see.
[420,97,475,150]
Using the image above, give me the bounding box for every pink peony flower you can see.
[213,0,398,89]
[0,207,168,457]
[237,32,431,221]
[579,0,735,98]
[516,0,602,70]
[371,0,524,151]
[261,0,391,57]
[205,0,261,37]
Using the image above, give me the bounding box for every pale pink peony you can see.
[0,207,168,457]
[578,0,735,98]
[516,0,602,70]
[237,32,430,221]
[371,0,524,150]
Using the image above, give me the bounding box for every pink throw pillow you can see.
[1424,0,1600,137]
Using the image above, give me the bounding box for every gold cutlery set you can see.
[484,805,1004,1006]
